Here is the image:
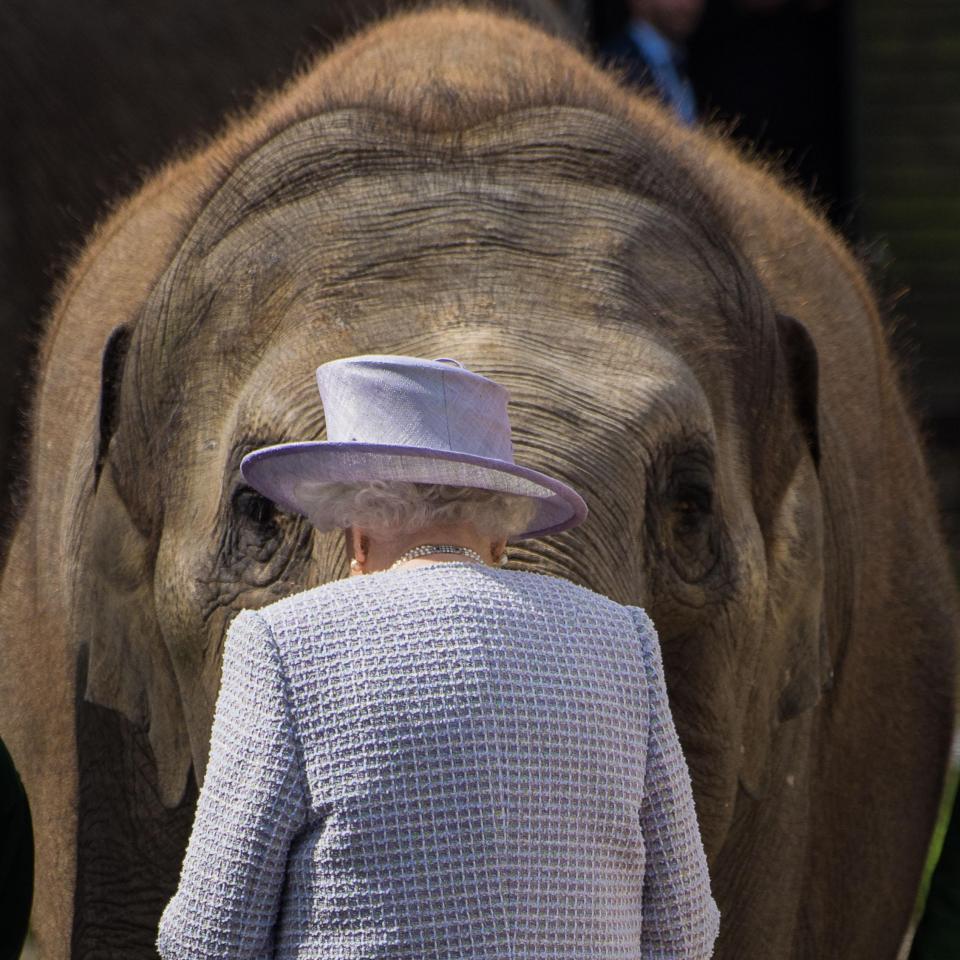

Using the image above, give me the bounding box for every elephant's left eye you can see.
[671,482,712,534]
[233,487,277,530]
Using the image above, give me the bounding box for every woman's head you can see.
[300,480,540,575]
[240,355,589,557]
[304,480,539,541]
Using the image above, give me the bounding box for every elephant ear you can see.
[95,324,132,487]
[82,325,193,808]
[739,313,833,798]
[775,313,821,471]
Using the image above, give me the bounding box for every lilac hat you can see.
[240,355,588,540]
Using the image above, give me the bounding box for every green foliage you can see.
[913,759,960,926]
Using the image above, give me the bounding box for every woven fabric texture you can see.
[157,562,720,959]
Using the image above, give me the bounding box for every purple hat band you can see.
[240,355,588,541]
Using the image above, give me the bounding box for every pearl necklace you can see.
[389,544,487,570]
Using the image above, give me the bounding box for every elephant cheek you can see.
[740,459,827,799]
[152,531,229,791]
[79,469,194,809]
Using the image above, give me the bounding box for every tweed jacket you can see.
[157,561,720,959]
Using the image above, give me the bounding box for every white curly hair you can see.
[301,480,539,539]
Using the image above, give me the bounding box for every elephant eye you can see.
[233,486,277,529]
[644,439,728,602]
[224,479,309,580]
[671,482,712,534]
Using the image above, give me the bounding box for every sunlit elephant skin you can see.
[0,7,956,959]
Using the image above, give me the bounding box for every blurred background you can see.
[0,1,957,954]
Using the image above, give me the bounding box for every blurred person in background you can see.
[600,0,704,124]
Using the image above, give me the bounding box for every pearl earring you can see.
[498,552,508,567]
[350,558,362,572]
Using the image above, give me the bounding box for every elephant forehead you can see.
[199,180,718,318]
[142,107,744,343]
[143,177,734,397]
[180,106,724,260]
[131,108,761,439]
[133,212,731,468]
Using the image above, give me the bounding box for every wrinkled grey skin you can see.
[0,7,956,960]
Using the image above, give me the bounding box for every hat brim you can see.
[240,442,588,540]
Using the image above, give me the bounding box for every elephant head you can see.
[78,69,829,862]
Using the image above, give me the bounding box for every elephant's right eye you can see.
[232,487,277,530]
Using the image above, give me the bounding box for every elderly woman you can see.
[157,355,720,960]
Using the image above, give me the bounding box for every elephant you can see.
[1,5,957,959]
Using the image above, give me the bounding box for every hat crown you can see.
[239,353,588,539]
[316,355,514,462]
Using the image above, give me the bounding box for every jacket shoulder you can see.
[247,576,368,633]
